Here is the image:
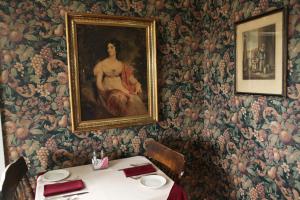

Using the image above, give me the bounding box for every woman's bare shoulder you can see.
[94,59,107,75]
[95,58,107,66]
[95,58,110,67]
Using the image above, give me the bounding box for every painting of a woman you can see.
[93,39,147,117]
[66,14,157,131]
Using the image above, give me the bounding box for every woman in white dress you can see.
[93,39,147,117]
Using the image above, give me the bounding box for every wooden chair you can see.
[0,157,34,200]
[144,138,185,183]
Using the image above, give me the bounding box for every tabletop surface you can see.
[35,156,174,200]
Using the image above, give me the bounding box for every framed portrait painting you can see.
[235,8,287,96]
[65,13,158,132]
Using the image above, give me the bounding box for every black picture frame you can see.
[234,7,288,96]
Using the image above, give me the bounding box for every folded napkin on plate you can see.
[44,180,85,197]
[123,164,157,177]
[167,183,188,200]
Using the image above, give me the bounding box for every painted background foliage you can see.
[0,0,300,199]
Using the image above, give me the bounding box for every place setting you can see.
[119,162,168,189]
[41,169,88,200]
[139,175,167,189]
[43,169,70,182]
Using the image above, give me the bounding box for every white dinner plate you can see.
[43,169,70,182]
[140,175,167,189]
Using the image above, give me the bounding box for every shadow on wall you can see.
[160,137,234,200]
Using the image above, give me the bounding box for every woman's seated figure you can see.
[93,39,147,117]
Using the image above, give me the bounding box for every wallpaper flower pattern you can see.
[0,0,300,199]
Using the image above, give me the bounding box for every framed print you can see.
[235,7,287,96]
[65,13,158,132]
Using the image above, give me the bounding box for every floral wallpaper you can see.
[192,0,300,199]
[0,0,300,199]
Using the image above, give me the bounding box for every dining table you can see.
[35,156,175,200]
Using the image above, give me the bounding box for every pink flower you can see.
[57,72,68,84]
[39,102,51,111]
[44,82,55,93]
[28,97,39,107]
[55,96,64,110]
[132,1,144,12]
[202,129,212,137]
[257,130,267,141]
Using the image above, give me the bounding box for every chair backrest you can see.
[144,138,185,182]
[0,157,33,200]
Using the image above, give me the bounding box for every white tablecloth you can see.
[35,156,174,200]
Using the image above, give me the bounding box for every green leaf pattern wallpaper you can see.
[0,0,300,199]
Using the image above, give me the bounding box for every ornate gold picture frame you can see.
[65,13,158,132]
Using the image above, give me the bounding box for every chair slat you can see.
[144,139,185,183]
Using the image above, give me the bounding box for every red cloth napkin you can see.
[167,183,188,200]
[43,180,85,197]
[123,164,157,177]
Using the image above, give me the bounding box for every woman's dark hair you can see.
[104,39,121,59]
